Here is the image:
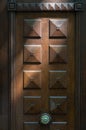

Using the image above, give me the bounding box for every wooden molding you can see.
[8,2,83,12]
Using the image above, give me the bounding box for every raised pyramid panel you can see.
[24,45,42,64]
[49,71,67,89]
[50,122,67,130]
[24,122,40,130]
[49,45,67,64]
[50,96,67,114]
[24,19,41,38]
[49,19,68,38]
[24,96,41,114]
[23,71,41,89]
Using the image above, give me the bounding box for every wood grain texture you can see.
[50,96,67,114]
[0,0,86,130]
[14,12,75,130]
[50,122,67,130]
[24,122,40,130]
[24,45,42,64]
[49,71,67,89]
[80,3,86,130]
[16,3,74,12]
[49,45,67,64]
[16,0,74,3]
[49,19,68,38]
[24,19,41,38]
[23,71,41,89]
[24,96,41,114]
[0,0,8,130]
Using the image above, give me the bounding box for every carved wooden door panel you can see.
[14,12,75,130]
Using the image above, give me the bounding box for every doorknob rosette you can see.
[40,113,52,125]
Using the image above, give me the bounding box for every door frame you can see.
[8,1,83,130]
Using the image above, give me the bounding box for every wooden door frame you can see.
[8,1,83,130]
[75,12,81,130]
[8,4,81,130]
[0,0,86,130]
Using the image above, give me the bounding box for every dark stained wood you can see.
[24,122,40,130]
[13,12,75,130]
[24,45,42,64]
[0,0,8,130]
[80,2,86,130]
[24,96,41,114]
[0,1,86,130]
[16,0,75,2]
[50,122,67,130]
[23,71,41,89]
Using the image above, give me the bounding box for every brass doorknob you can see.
[40,113,51,125]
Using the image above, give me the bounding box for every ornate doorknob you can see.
[40,113,51,125]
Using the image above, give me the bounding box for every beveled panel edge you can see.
[51,121,67,124]
[49,96,67,99]
[23,121,67,124]
[24,96,41,98]
[24,122,39,124]
[8,2,83,11]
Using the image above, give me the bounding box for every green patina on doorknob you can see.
[40,113,51,125]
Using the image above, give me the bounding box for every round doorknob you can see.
[40,113,51,125]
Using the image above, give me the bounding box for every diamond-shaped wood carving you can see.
[24,96,41,114]
[49,19,67,38]
[49,71,67,89]
[23,71,41,89]
[49,45,67,64]
[24,122,40,130]
[50,122,67,130]
[50,96,67,114]
[24,19,41,38]
[24,45,42,64]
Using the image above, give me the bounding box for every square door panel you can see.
[23,71,41,89]
[49,96,67,114]
[49,71,67,89]
[49,19,68,38]
[49,45,67,64]
[50,122,67,130]
[24,19,41,38]
[24,96,41,114]
[24,45,42,64]
[24,122,40,130]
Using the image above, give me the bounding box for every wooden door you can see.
[14,12,75,130]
